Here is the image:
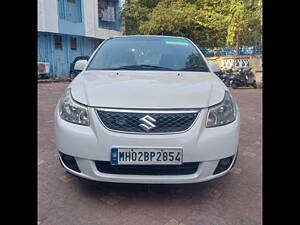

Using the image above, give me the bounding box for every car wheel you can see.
[231,83,237,89]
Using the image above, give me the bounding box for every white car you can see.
[54,36,240,184]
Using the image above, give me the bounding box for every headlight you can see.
[206,91,236,128]
[59,89,90,126]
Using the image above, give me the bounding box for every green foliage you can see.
[139,0,160,8]
[122,0,262,49]
[122,0,158,34]
[139,0,198,37]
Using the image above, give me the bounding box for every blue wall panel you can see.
[68,36,83,66]
[38,32,55,75]
[58,20,85,36]
[58,0,65,19]
[58,0,85,36]
[58,0,82,22]
[82,38,94,56]
[65,0,82,23]
[53,35,69,75]
[38,32,100,77]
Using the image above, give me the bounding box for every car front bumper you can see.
[54,104,240,184]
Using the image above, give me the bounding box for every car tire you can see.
[231,83,237,89]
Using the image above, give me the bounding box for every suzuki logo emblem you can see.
[139,115,156,131]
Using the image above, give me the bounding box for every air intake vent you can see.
[95,161,200,175]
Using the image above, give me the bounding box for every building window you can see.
[70,37,77,50]
[58,0,82,23]
[98,0,119,30]
[98,0,116,22]
[54,35,62,49]
[58,0,65,19]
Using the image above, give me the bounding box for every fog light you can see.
[59,152,81,173]
[219,158,232,167]
[63,155,74,164]
[213,156,234,175]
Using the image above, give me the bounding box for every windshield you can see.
[87,37,209,72]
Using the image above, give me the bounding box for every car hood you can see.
[70,71,226,109]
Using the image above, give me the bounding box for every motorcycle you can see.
[219,68,235,87]
[231,67,257,89]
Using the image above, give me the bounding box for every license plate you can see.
[111,148,182,165]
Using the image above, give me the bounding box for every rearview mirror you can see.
[207,61,221,73]
[74,60,88,71]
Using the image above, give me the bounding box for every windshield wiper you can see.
[100,65,174,71]
[137,65,175,70]
[179,66,209,72]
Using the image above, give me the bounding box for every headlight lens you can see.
[59,89,89,126]
[206,91,236,127]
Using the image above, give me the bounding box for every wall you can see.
[38,32,100,77]
[58,0,86,36]
[207,55,263,86]
[200,46,262,57]
[38,0,59,33]
[84,0,122,39]
[38,0,122,39]
[37,0,123,77]
[248,55,263,85]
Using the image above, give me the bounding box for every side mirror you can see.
[207,61,221,73]
[74,60,88,71]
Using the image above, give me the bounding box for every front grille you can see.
[95,109,199,134]
[95,161,200,175]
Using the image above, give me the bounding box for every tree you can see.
[225,0,262,55]
[122,0,262,51]
[139,0,198,38]
[194,0,262,54]
[122,0,160,34]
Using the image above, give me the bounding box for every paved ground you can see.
[38,82,262,225]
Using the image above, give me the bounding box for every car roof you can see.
[109,35,189,40]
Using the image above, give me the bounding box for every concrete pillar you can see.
[249,55,263,87]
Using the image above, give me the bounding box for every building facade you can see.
[38,0,123,77]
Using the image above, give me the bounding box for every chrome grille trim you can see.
[95,108,200,134]
[98,108,200,114]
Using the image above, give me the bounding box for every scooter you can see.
[231,68,257,89]
[220,68,235,87]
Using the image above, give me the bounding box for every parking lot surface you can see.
[38,82,262,225]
